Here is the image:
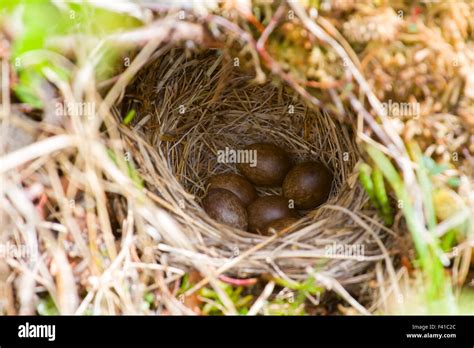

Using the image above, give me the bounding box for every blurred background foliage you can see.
[1,0,141,107]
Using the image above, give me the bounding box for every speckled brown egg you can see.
[203,188,248,230]
[247,195,297,233]
[208,173,257,207]
[283,161,333,210]
[237,143,291,187]
[263,217,300,235]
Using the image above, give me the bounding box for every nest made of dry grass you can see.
[5,0,473,316]
[117,47,390,284]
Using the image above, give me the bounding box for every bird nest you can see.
[117,47,388,284]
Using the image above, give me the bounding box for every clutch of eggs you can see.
[202,142,333,234]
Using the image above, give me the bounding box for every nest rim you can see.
[116,46,389,283]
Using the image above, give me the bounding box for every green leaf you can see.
[106,149,144,189]
[410,144,437,230]
[123,109,136,125]
[440,229,457,251]
[422,156,448,176]
[372,167,394,226]
[37,294,59,316]
[366,144,455,313]
[13,83,42,108]
[358,163,377,204]
[447,177,460,188]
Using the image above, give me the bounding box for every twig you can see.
[218,275,258,287]
[310,270,370,315]
[0,135,77,173]
[248,281,275,315]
